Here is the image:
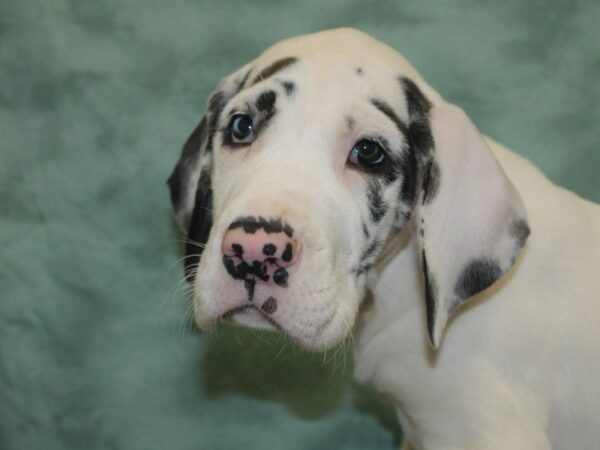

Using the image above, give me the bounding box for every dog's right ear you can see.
[168,63,253,280]
[168,115,210,233]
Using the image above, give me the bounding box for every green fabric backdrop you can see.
[1,1,598,449]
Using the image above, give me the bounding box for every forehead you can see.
[247,34,408,104]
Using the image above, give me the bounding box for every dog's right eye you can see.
[229,114,255,144]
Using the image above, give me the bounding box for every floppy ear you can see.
[168,110,213,281]
[168,64,253,281]
[402,79,530,348]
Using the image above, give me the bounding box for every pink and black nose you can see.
[221,217,301,295]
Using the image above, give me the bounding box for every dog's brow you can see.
[370,99,408,136]
[251,57,298,86]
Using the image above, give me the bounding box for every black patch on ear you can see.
[367,181,388,223]
[398,146,417,204]
[454,259,502,301]
[398,77,435,207]
[422,159,440,205]
[252,57,298,85]
[511,219,531,249]
[421,250,438,343]
[279,80,295,96]
[184,168,213,281]
[371,99,408,135]
[167,117,208,218]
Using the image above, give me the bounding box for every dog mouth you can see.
[221,304,283,332]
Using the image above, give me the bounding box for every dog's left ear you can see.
[402,79,530,348]
[168,63,253,280]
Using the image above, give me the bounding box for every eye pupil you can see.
[230,114,254,142]
[351,139,385,166]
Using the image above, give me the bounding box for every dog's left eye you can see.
[229,114,255,144]
[348,139,386,167]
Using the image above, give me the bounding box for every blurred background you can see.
[1,1,598,449]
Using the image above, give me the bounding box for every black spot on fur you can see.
[401,77,432,117]
[346,116,355,131]
[454,259,502,301]
[511,219,530,249]
[421,250,437,344]
[273,268,289,286]
[281,243,293,262]
[361,240,379,263]
[256,90,277,113]
[279,80,295,96]
[263,243,276,256]
[252,57,298,85]
[422,159,440,204]
[353,239,381,277]
[254,90,277,132]
[367,181,388,223]
[371,99,408,135]
[362,222,370,238]
[232,243,244,255]
[261,296,278,314]
[408,120,434,154]
[206,91,227,152]
[236,68,253,93]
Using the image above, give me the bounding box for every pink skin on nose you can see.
[221,227,301,285]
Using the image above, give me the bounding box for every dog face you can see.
[168,28,529,350]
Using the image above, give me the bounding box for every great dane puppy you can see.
[168,28,600,450]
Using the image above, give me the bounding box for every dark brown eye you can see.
[348,139,386,166]
[230,114,254,143]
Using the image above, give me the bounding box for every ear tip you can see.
[427,317,445,349]
[428,332,440,349]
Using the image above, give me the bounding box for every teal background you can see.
[1,1,598,449]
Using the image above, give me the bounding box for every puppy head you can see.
[168,28,529,350]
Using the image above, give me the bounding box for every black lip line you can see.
[220,304,283,331]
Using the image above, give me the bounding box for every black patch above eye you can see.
[251,57,298,85]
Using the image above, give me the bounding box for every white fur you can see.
[175,29,600,449]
